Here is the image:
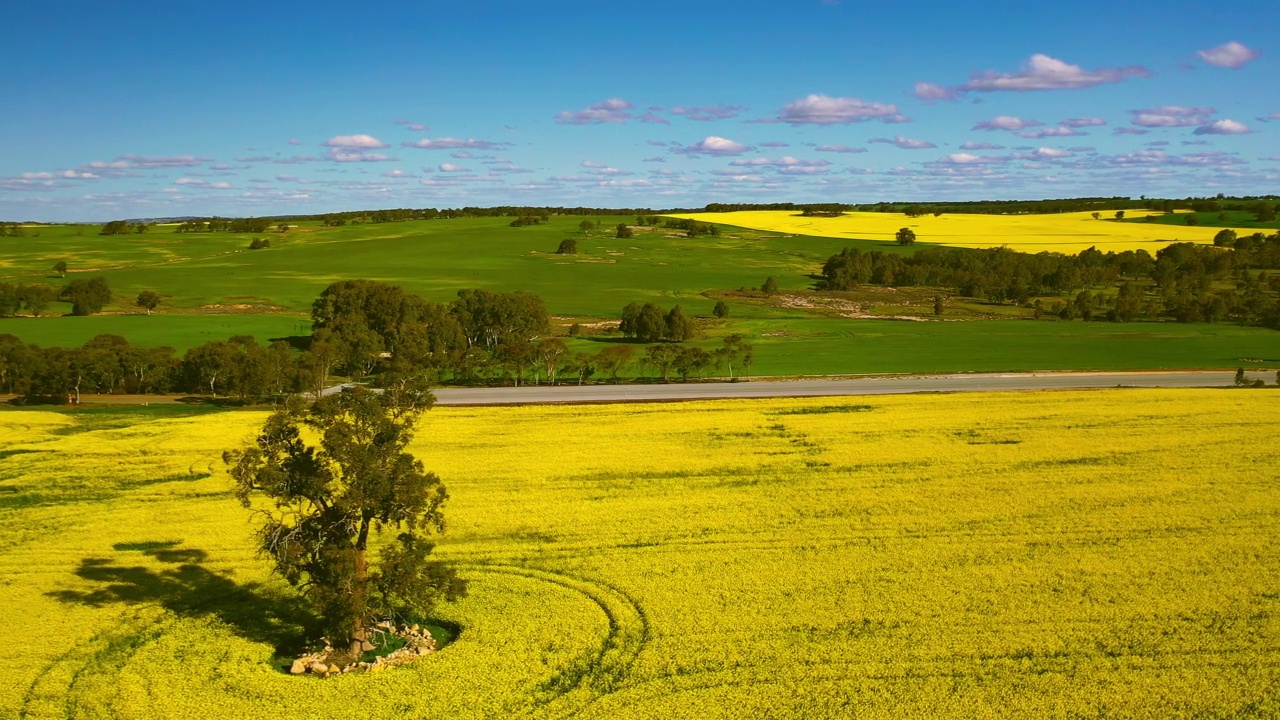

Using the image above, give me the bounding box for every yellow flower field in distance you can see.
[1,389,1278,719]
[670,209,1251,254]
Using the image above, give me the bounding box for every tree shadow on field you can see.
[48,541,317,657]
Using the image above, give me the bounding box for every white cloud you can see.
[778,94,904,124]
[1130,106,1214,127]
[961,54,1150,92]
[960,141,1006,150]
[677,136,752,156]
[1197,41,1261,69]
[382,169,418,178]
[938,153,1008,165]
[401,137,506,150]
[581,160,608,168]
[869,136,937,149]
[973,116,1042,131]
[1018,127,1082,139]
[439,163,469,172]
[1194,119,1252,135]
[913,82,959,102]
[322,134,388,149]
[670,104,746,121]
[1061,117,1106,128]
[1019,147,1073,160]
[174,177,205,185]
[814,144,867,154]
[554,98,634,125]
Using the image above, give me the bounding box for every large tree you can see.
[226,380,466,653]
[62,277,111,315]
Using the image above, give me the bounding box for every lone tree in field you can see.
[761,276,779,295]
[136,290,161,315]
[556,238,578,254]
[62,277,111,315]
[615,223,633,239]
[579,220,595,234]
[52,261,68,278]
[713,300,729,319]
[895,227,916,245]
[225,380,467,653]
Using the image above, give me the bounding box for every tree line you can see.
[819,233,1280,328]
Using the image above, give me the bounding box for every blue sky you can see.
[3,0,1277,221]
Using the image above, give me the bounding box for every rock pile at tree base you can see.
[289,622,438,677]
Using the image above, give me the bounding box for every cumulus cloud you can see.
[778,94,905,124]
[1130,106,1215,127]
[638,112,669,125]
[938,153,1009,165]
[1194,119,1252,135]
[973,116,1042,131]
[670,104,746,121]
[322,134,389,149]
[869,136,937,149]
[960,141,1006,150]
[554,98,634,124]
[1061,117,1107,128]
[401,137,507,150]
[676,136,752,156]
[913,82,960,102]
[325,149,396,163]
[814,144,867,154]
[1015,147,1073,160]
[959,54,1150,92]
[1017,127,1082,139]
[1198,41,1260,69]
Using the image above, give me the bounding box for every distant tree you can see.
[248,237,271,249]
[579,220,595,234]
[664,304,695,341]
[716,334,752,380]
[1185,214,1199,226]
[52,261,68,278]
[1091,212,1101,220]
[615,223,633,239]
[1258,204,1277,223]
[595,345,635,383]
[1115,210,1125,220]
[635,303,666,343]
[619,302,643,338]
[100,220,132,235]
[761,276,779,295]
[645,343,680,382]
[1214,229,1238,247]
[569,351,596,385]
[673,346,713,382]
[904,205,924,218]
[568,323,583,337]
[556,238,578,255]
[136,290,161,315]
[712,300,729,319]
[18,284,56,317]
[225,381,466,654]
[62,277,111,316]
[536,338,569,385]
[277,224,290,233]
[895,228,916,245]
[933,295,944,316]
[1235,367,1248,387]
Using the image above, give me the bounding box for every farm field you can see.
[671,210,1255,254]
[2,389,1278,718]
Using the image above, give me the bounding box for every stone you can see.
[290,659,307,674]
[349,640,363,656]
[360,640,376,652]
[311,662,328,674]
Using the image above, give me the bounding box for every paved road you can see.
[427,370,1262,406]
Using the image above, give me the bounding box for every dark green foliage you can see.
[62,277,111,315]
[933,296,944,316]
[616,223,634,239]
[635,303,666,343]
[226,380,466,646]
[52,261,68,277]
[645,343,680,382]
[136,290,161,314]
[716,334,753,380]
[556,238,578,254]
[664,305,694,341]
[1214,229,1238,247]
[895,228,916,245]
[594,345,635,382]
[713,300,729,319]
[761,276,779,295]
[0,283,58,317]
[578,220,595,233]
[672,346,713,382]
[248,237,271,249]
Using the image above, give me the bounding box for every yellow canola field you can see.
[2,390,1279,719]
[671,209,1250,254]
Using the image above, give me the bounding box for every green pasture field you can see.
[2,216,1278,375]
[2,389,1278,717]
[1121,210,1280,231]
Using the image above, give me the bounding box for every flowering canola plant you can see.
[1,389,1278,718]
[670,210,1252,254]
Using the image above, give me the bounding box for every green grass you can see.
[1123,210,1280,231]
[2,216,1278,374]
